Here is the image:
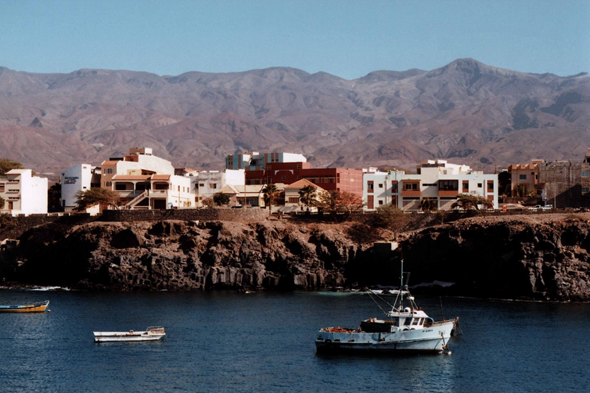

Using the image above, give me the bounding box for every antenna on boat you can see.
[439,296,446,322]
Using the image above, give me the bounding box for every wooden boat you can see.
[0,300,49,313]
[93,326,166,343]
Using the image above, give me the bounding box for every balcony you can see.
[401,190,421,197]
[438,190,459,197]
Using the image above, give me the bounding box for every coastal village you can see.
[1,146,590,216]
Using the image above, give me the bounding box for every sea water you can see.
[0,290,589,392]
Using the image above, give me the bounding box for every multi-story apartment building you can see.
[226,152,307,171]
[61,164,101,212]
[99,147,194,209]
[363,160,498,211]
[507,160,542,197]
[243,161,364,197]
[0,169,48,215]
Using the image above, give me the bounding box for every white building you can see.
[0,169,48,215]
[61,164,100,212]
[225,151,307,171]
[101,147,196,209]
[194,169,245,205]
[364,160,498,211]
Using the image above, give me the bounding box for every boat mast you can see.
[399,257,404,309]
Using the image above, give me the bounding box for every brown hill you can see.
[0,59,588,177]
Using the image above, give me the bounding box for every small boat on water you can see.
[315,259,460,354]
[93,327,166,343]
[0,300,49,313]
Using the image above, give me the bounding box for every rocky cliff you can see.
[2,214,590,301]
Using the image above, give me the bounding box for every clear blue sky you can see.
[1,0,588,79]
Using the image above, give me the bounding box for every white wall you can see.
[61,164,94,211]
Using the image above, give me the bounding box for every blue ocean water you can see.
[0,290,589,393]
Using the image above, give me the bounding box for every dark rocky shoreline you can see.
[1,214,589,302]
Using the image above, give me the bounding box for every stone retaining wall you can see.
[100,208,269,222]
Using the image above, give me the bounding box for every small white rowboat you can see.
[93,326,166,343]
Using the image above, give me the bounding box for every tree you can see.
[262,184,279,215]
[371,204,410,235]
[201,197,215,208]
[0,159,24,175]
[420,198,437,212]
[451,194,493,211]
[48,182,63,212]
[316,190,340,214]
[213,192,231,206]
[75,188,120,211]
[337,191,364,215]
[298,185,317,211]
[315,190,364,217]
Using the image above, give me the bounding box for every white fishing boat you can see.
[315,259,460,354]
[93,326,166,343]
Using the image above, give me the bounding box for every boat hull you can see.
[316,320,455,354]
[93,327,166,343]
[0,301,49,313]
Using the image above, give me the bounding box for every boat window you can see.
[411,318,419,325]
[403,318,412,326]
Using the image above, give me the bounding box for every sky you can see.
[0,0,588,80]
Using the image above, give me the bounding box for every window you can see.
[487,181,494,191]
[367,181,374,191]
[378,183,383,188]
[282,176,286,181]
[378,200,384,205]
[209,183,217,189]
[104,181,112,187]
[438,180,458,191]
[104,168,114,174]
[115,184,126,190]
[391,183,398,191]
[199,183,205,187]
[583,171,590,178]
[583,188,590,194]
[519,174,527,180]
[462,181,469,192]
[423,183,437,187]
[477,183,482,188]
[405,183,418,191]
[288,197,299,203]
[297,164,302,169]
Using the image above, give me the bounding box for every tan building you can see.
[507,160,543,197]
[283,179,325,212]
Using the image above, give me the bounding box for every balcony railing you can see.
[401,190,421,197]
[438,190,459,197]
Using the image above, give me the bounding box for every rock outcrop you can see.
[5,220,362,291]
[2,215,590,302]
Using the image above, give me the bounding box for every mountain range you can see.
[0,58,588,178]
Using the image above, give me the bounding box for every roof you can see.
[112,175,151,181]
[152,174,171,180]
[6,169,29,174]
[101,160,119,166]
[284,179,325,191]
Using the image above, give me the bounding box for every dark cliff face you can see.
[399,218,590,302]
[2,217,590,301]
[7,220,362,291]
